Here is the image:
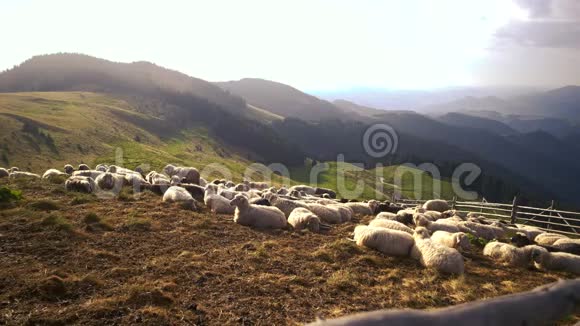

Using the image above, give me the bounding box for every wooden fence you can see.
[394,197,580,237]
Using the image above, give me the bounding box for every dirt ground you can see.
[0,178,578,325]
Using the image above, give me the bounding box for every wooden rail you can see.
[393,196,580,237]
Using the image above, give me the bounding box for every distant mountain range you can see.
[2,53,580,206]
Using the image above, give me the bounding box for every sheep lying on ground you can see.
[243,180,269,190]
[204,184,235,214]
[532,250,580,274]
[263,193,309,217]
[9,171,41,179]
[483,242,546,267]
[306,279,580,326]
[63,164,74,174]
[287,207,330,233]
[65,176,95,193]
[249,197,270,206]
[353,225,415,257]
[458,221,504,241]
[78,164,90,171]
[344,200,380,216]
[415,215,461,234]
[306,203,349,224]
[0,168,10,178]
[396,209,415,225]
[515,225,544,241]
[146,171,171,185]
[94,172,124,191]
[163,186,196,209]
[42,169,68,181]
[368,218,413,234]
[534,233,568,246]
[163,164,200,185]
[328,204,354,223]
[230,194,287,229]
[422,199,450,212]
[289,185,316,195]
[431,231,471,252]
[72,170,104,180]
[199,177,207,187]
[411,227,464,275]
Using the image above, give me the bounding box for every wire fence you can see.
[394,197,580,237]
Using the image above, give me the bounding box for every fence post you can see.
[510,196,518,224]
[548,200,554,230]
[451,196,457,210]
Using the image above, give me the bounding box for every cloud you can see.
[514,0,552,18]
[495,21,580,48]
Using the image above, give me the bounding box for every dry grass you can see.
[0,178,578,325]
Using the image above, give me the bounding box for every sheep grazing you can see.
[532,250,580,275]
[163,164,200,185]
[411,227,464,275]
[0,168,9,178]
[287,207,330,233]
[63,164,74,174]
[483,242,546,268]
[65,176,95,193]
[263,193,309,218]
[204,184,235,214]
[431,231,471,252]
[42,169,68,181]
[78,164,91,171]
[368,218,413,234]
[414,215,461,234]
[534,233,568,246]
[344,200,380,216]
[353,225,415,257]
[306,279,580,326]
[230,194,287,229]
[163,186,196,209]
[94,172,124,191]
[9,171,41,179]
[422,199,450,212]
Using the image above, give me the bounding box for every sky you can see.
[0,0,579,90]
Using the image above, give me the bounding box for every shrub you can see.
[0,187,22,203]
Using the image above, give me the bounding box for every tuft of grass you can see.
[323,239,362,260]
[28,199,60,211]
[117,187,135,202]
[125,217,152,231]
[41,214,73,232]
[70,193,95,206]
[0,186,22,203]
[83,212,101,224]
[466,233,488,247]
[326,270,359,291]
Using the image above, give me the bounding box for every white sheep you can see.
[263,193,309,217]
[95,164,108,172]
[230,194,287,229]
[458,221,505,241]
[534,233,568,246]
[9,171,41,179]
[368,218,413,234]
[532,250,580,274]
[42,169,68,180]
[0,168,10,178]
[422,199,450,212]
[353,225,415,257]
[288,207,330,233]
[72,170,104,180]
[289,184,316,195]
[163,186,196,208]
[414,214,461,234]
[78,164,91,171]
[306,203,346,224]
[204,184,235,214]
[65,176,95,193]
[63,164,74,174]
[411,227,464,275]
[327,204,354,223]
[431,231,471,252]
[146,171,171,185]
[422,210,442,221]
[344,200,380,216]
[9,167,19,172]
[163,164,200,185]
[305,279,580,326]
[94,172,124,191]
[483,242,546,267]
[552,238,580,246]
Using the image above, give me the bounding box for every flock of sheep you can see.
[1,163,579,277]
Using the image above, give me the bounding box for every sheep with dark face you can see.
[0,168,9,178]
[163,164,200,185]
[63,164,75,175]
[65,176,95,193]
[78,164,91,171]
[230,194,287,229]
